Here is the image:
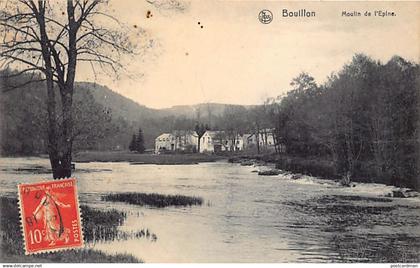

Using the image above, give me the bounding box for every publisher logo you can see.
[259,10,273,24]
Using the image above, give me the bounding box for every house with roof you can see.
[200,131,223,153]
[155,133,176,153]
[228,134,244,152]
[155,130,199,153]
[199,131,244,153]
[172,130,199,152]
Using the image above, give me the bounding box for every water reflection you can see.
[283,195,420,262]
[0,157,419,262]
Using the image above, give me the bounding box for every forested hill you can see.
[0,73,247,155]
[160,103,254,118]
[76,82,162,123]
[78,82,250,119]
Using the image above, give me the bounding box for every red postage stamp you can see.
[18,178,84,254]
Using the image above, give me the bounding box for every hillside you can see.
[160,103,252,118]
[0,71,252,155]
[0,73,138,154]
[78,82,251,148]
[81,82,251,122]
[76,82,164,123]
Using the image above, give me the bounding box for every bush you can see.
[275,156,338,179]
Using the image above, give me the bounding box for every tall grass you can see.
[82,205,157,243]
[81,205,126,242]
[102,192,203,208]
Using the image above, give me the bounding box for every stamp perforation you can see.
[17,178,84,255]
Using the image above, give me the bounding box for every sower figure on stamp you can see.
[33,188,71,246]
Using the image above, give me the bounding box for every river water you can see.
[1,157,419,262]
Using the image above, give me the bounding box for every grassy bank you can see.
[103,192,203,208]
[274,155,418,188]
[0,196,142,263]
[230,153,418,189]
[74,151,224,164]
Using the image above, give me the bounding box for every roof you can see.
[155,133,174,140]
[203,130,224,138]
[172,130,198,137]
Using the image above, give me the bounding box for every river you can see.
[1,157,419,262]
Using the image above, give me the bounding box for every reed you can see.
[102,192,203,208]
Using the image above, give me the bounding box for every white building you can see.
[228,134,244,152]
[200,131,221,153]
[155,133,176,153]
[173,130,199,152]
[155,131,199,153]
[199,131,244,153]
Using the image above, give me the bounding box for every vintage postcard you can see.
[0,0,419,265]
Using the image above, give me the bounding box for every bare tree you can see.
[0,0,140,178]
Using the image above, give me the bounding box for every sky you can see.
[75,0,420,109]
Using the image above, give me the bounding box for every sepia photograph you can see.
[0,0,419,265]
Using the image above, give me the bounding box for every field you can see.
[73,151,224,164]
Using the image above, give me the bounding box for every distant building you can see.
[156,129,281,154]
[172,130,199,152]
[246,129,276,151]
[200,131,221,153]
[155,133,176,153]
[200,131,244,153]
[155,131,199,153]
[229,134,244,152]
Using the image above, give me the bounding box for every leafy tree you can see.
[271,54,419,189]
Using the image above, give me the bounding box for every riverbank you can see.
[229,154,336,177]
[229,153,420,192]
[73,151,225,164]
[0,197,142,263]
[1,158,420,262]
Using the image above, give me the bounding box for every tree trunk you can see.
[273,129,279,154]
[57,92,74,178]
[256,125,260,154]
[344,116,355,177]
[36,2,61,179]
[370,120,385,181]
[53,0,77,179]
[47,84,61,179]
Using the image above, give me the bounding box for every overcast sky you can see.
[76,0,420,109]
